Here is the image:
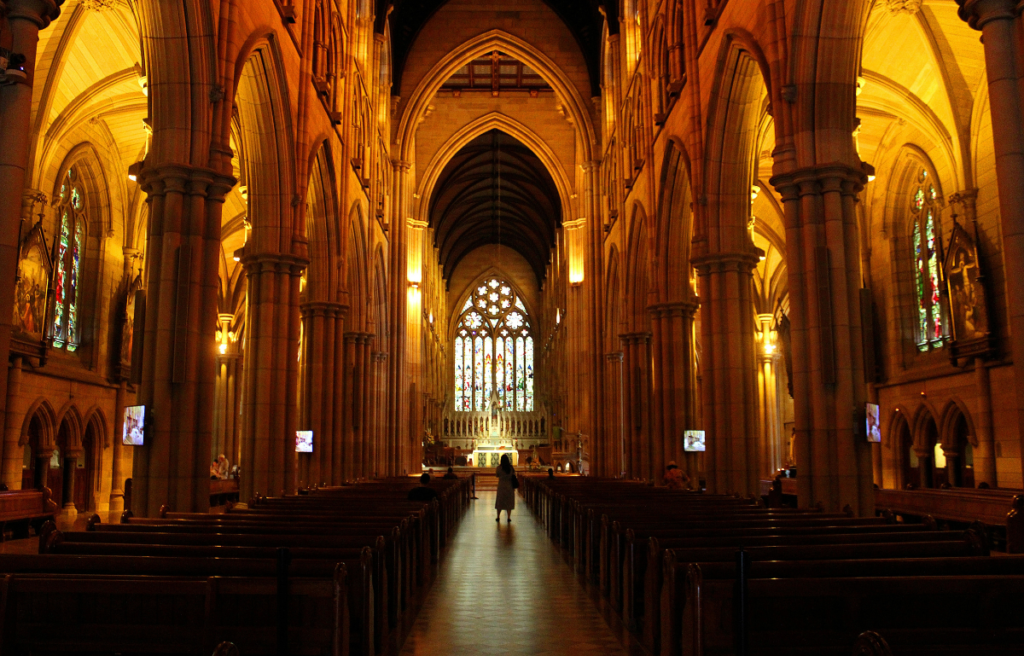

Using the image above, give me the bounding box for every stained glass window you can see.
[453,277,534,411]
[910,169,946,351]
[51,168,86,351]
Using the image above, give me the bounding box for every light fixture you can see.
[751,185,761,202]
[764,342,775,355]
[233,246,246,262]
[863,162,876,183]
[128,161,144,182]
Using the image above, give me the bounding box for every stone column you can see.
[604,352,625,477]
[957,0,1024,468]
[109,378,127,513]
[0,0,62,438]
[649,301,700,477]
[239,253,306,500]
[769,165,873,514]
[342,332,359,481]
[2,357,24,489]
[757,314,783,477]
[973,359,997,486]
[299,302,346,485]
[693,252,761,496]
[133,165,235,517]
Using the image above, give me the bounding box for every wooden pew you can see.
[209,478,240,507]
[0,487,58,540]
[875,487,1024,553]
[636,524,948,647]
[42,528,388,654]
[658,536,998,656]
[682,568,1024,656]
[81,514,404,645]
[0,570,353,656]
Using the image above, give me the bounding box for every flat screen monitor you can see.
[123,405,145,446]
[866,403,882,443]
[683,430,706,453]
[296,430,314,453]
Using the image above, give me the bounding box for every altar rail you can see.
[442,411,548,440]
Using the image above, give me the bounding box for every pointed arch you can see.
[304,142,341,303]
[702,36,773,253]
[656,139,694,302]
[396,29,596,161]
[233,36,298,254]
[54,401,85,455]
[83,405,111,450]
[625,203,651,331]
[939,398,977,450]
[346,202,369,331]
[20,399,58,451]
[605,246,622,352]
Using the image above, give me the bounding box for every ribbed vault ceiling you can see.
[383,0,611,96]
[430,130,561,284]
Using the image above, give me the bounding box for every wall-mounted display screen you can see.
[296,430,314,453]
[123,405,145,446]
[683,430,706,452]
[866,403,882,443]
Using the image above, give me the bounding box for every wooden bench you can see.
[0,487,58,540]
[210,478,240,507]
[682,568,1024,656]
[875,487,1024,552]
[0,570,353,656]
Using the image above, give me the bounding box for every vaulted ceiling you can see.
[383,0,611,96]
[429,130,561,284]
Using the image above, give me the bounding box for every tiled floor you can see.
[397,492,643,656]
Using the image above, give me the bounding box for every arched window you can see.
[51,167,86,351]
[454,277,534,412]
[910,170,946,351]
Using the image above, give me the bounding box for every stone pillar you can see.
[299,302,346,485]
[109,378,127,513]
[239,254,306,500]
[2,357,24,489]
[693,253,761,496]
[957,0,1024,469]
[769,166,873,514]
[620,332,652,479]
[649,302,700,477]
[757,314,783,477]
[62,454,78,514]
[133,165,235,517]
[0,0,62,438]
[342,332,359,481]
[974,359,997,486]
[604,352,625,477]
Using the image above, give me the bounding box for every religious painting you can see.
[944,221,988,342]
[13,234,50,339]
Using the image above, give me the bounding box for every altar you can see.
[471,446,519,468]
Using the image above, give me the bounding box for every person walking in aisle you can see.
[495,454,516,523]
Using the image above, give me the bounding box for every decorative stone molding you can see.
[885,0,922,15]
[80,0,117,10]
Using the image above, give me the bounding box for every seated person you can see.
[663,461,691,490]
[407,473,439,501]
[443,467,459,480]
[209,460,219,480]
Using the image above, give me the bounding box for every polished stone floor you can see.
[397,491,643,656]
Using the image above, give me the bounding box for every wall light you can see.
[127,161,144,182]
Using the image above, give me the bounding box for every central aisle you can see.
[398,491,637,655]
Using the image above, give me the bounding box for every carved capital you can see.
[956,0,1019,29]
[139,163,236,202]
[691,251,761,277]
[605,352,624,363]
[4,0,62,28]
